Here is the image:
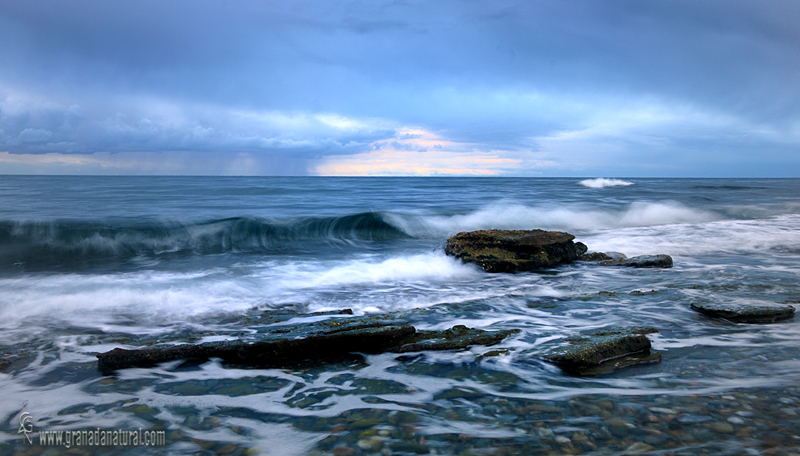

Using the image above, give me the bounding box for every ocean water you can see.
[1,176,799,455]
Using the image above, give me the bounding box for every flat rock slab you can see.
[540,327,660,375]
[599,254,673,268]
[444,229,587,273]
[391,325,520,353]
[691,302,796,323]
[96,319,520,374]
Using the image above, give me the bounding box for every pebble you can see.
[710,422,734,433]
[554,435,571,444]
[727,416,746,424]
[648,407,677,414]
[333,446,355,456]
[356,437,382,451]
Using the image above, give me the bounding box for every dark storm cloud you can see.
[0,0,798,175]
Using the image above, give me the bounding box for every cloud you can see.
[0,1,798,175]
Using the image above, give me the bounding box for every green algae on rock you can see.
[691,302,796,323]
[444,229,587,273]
[540,327,660,375]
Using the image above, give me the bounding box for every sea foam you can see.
[386,201,718,237]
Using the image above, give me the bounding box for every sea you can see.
[1,176,799,455]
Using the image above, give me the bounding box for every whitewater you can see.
[1,176,799,455]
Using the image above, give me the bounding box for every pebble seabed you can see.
[8,381,800,456]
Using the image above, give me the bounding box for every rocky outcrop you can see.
[539,327,660,375]
[444,229,588,273]
[96,318,520,374]
[691,302,795,323]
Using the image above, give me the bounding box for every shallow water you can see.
[1,177,799,455]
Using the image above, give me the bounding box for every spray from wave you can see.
[579,178,635,188]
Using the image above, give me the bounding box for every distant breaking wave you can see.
[579,178,635,188]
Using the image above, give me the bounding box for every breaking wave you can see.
[1,200,776,270]
[579,178,635,188]
[0,213,408,269]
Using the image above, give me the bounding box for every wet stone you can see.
[710,422,734,433]
[691,302,795,323]
[539,327,660,375]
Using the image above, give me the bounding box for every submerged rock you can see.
[444,229,587,273]
[96,319,520,374]
[691,302,796,323]
[540,327,660,375]
[0,359,10,372]
[599,254,673,268]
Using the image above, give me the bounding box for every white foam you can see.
[387,201,717,237]
[0,270,261,334]
[580,214,800,257]
[275,252,480,288]
[578,178,635,188]
[0,252,485,333]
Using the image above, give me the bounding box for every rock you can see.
[599,254,673,268]
[389,325,520,353]
[444,229,587,273]
[0,359,10,372]
[579,252,613,261]
[96,319,520,374]
[580,252,627,262]
[690,302,795,323]
[540,327,660,375]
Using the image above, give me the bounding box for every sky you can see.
[0,0,798,177]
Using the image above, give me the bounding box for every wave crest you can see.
[579,178,635,188]
[0,213,408,268]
